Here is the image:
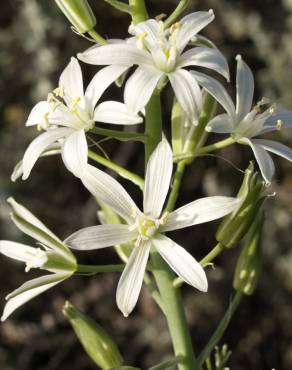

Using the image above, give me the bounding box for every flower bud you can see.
[63,301,123,369]
[216,162,266,248]
[55,0,96,34]
[233,212,263,295]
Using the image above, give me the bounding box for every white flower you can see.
[193,55,292,184]
[21,57,142,179]
[78,11,229,122]
[0,198,76,321]
[65,140,239,317]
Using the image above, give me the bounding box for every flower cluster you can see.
[2,8,292,322]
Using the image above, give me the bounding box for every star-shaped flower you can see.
[66,140,239,317]
[21,57,142,179]
[193,55,292,183]
[78,10,229,123]
[0,198,77,321]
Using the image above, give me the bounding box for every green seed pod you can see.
[55,0,96,34]
[63,302,123,369]
[216,162,266,248]
[233,213,263,295]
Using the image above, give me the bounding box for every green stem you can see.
[129,0,148,24]
[164,0,189,28]
[174,137,235,163]
[77,264,124,273]
[165,160,187,212]
[197,291,243,367]
[144,93,196,370]
[88,150,144,190]
[199,242,224,267]
[87,29,108,44]
[151,253,197,370]
[90,127,146,142]
[144,93,163,163]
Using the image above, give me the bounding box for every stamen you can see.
[53,86,64,98]
[70,96,81,112]
[170,22,181,34]
[137,32,148,49]
[37,112,49,131]
[168,46,177,61]
[269,104,278,115]
[276,119,283,130]
[159,212,169,225]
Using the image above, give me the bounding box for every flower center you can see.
[24,247,48,272]
[138,217,159,239]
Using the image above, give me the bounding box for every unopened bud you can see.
[55,0,96,34]
[63,301,123,369]
[233,212,263,295]
[216,162,266,248]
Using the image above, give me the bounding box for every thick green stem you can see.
[87,29,107,44]
[151,253,197,370]
[197,291,243,366]
[144,94,163,163]
[144,93,196,370]
[88,150,144,190]
[129,0,148,24]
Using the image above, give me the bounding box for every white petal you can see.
[235,55,254,122]
[264,107,292,131]
[26,101,51,127]
[85,65,130,114]
[0,240,46,265]
[124,66,162,114]
[169,69,202,120]
[252,139,292,162]
[129,19,161,50]
[78,44,153,66]
[22,127,73,180]
[191,71,235,118]
[61,129,88,177]
[12,145,62,182]
[7,198,72,259]
[94,101,143,125]
[153,234,208,291]
[177,10,215,52]
[205,113,233,133]
[59,57,84,105]
[241,138,275,184]
[65,224,138,250]
[161,196,240,232]
[116,242,150,317]
[1,273,67,321]
[81,164,140,223]
[178,47,230,81]
[143,140,173,218]
[7,197,59,241]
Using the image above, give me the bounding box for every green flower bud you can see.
[55,0,96,34]
[63,302,123,369]
[216,162,266,248]
[233,212,263,295]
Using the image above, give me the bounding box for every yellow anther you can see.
[276,119,283,130]
[137,32,148,49]
[53,86,64,97]
[170,22,181,34]
[70,96,81,112]
[159,212,169,225]
[269,104,277,115]
[37,112,49,131]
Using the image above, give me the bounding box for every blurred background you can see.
[1,0,292,369]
